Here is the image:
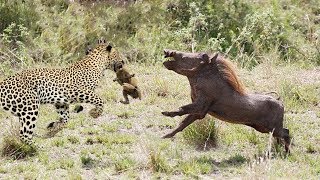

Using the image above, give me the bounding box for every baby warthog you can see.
[113,61,142,104]
[161,49,291,153]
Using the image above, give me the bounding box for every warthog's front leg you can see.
[162,95,210,117]
[162,114,205,138]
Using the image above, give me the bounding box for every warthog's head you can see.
[163,49,218,77]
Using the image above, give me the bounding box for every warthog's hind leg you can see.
[282,128,291,153]
[273,128,291,153]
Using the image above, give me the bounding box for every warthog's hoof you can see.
[161,111,175,117]
[162,133,174,139]
[120,100,129,104]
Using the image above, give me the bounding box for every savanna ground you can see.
[1,0,320,179]
[0,61,320,179]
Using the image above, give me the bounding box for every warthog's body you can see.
[162,49,290,152]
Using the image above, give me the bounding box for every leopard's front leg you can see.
[71,89,105,118]
[47,103,69,137]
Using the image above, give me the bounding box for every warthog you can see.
[161,49,291,153]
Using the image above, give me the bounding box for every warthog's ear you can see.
[210,53,219,62]
[164,49,176,58]
[200,53,210,64]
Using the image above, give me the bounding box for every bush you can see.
[0,0,319,70]
[166,0,320,67]
[182,117,218,150]
[0,0,39,35]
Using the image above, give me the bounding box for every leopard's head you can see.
[88,39,122,70]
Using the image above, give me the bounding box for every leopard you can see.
[0,39,122,145]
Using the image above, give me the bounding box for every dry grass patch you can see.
[1,136,37,160]
[0,122,37,159]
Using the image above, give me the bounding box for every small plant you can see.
[67,135,80,144]
[279,81,319,112]
[102,123,119,133]
[182,117,218,150]
[223,154,247,166]
[96,134,135,145]
[0,166,7,174]
[86,138,95,145]
[246,130,260,145]
[81,153,96,168]
[148,150,171,173]
[52,138,66,147]
[68,173,83,180]
[154,77,169,97]
[83,128,99,135]
[113,156,136,172]
[116,111,133,119]
[306,144,316,154]
[59,158,75,169]
[1,122,37,160]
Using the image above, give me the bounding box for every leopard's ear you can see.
[98,38,106,44]
[85,47,92,55]
[113,62,117,72]
[106,44,112,52]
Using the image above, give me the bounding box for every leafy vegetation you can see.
[1,0,319,70]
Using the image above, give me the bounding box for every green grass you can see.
[0,63,320,178]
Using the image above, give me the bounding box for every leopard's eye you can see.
[106,45,112,52]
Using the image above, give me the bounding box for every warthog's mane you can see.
[215,56,246,95]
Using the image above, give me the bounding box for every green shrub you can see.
[0,0,39,35]
[0,0,319,70]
